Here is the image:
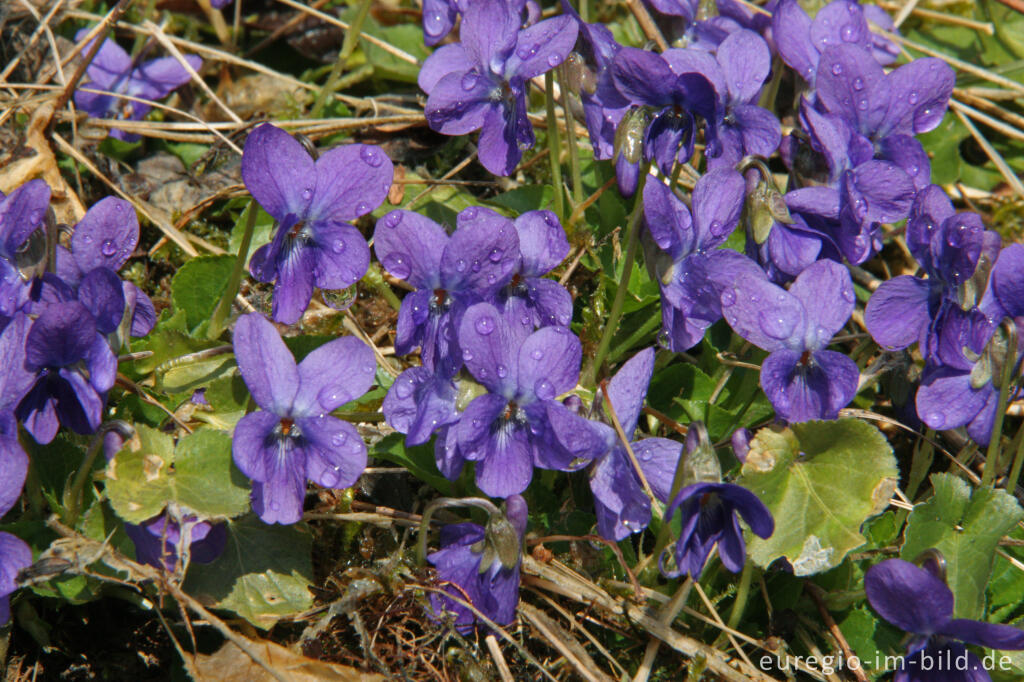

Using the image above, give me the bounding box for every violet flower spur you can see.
[0,180,51,317]
[660,479,773,579]
[611,47,716,177]
[125,514,227,572]
[73,29,202,142]
[591,347,682,541]
[241,123,392,325]
[373,206,521,377]
[418,0,578,176]
[643,168,766,352]
[865,558,1024,682]
[231,313,376,525]
[16,301,117,444]
[453,302,612,497]
[720,259,860,422]
[428,495,527,630]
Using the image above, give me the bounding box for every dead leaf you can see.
[191,637,384,682]
[0,101,86,224]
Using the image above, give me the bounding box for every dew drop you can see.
[331,432,348,447]
[758,309,797,340]
[359,146,384,167]
[487,273,496,284]
[471,260,482,273]
[908,91,919,104]
[531,348,543,360]
[709,219,725,235]
[395,379,414,399]
[638,449,652,462]
[463,349,474,361]
[852,77,864,91]
[101,239,117,256]
[475,315,495,335]
[455,258,467,272]
[496,364,508,378]
[463,206,478,220]
[831,62,843,76]
[857,98,868,111]
[925,412,944,429]
[488,247,503,262]
[424,11,445,36]
[301,188,313,200]
[383,212,402,229]
[841,286,855,303]
[840,24,856,42]
[535,379,554,399]
[546,53,562,67]
[83,235,93,244]
[461,72,479,91]
[721,288,737,306]
[331,239,345,254]
[355,201,370,214]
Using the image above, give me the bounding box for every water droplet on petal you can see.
[840,24,857,42]
[461,72,479,91]
[355,201,370,214]
[395,379,414,399]
[488,247,503,262]
[301,188,313,200]
[471,260,482,273]
[831,62,843,76]
[463,349,474,361]
[531,348,543,360]
[463,206,478,220]
[331,432,348,447]
[709,219,726,236]
[360,146,384,167]
[455,258,467,272]
[639,449,652,462]
[383,212,402,228]
[758,309,797,341]
[475,315,495,335]
[424,12,445,36]
[908,91,919,104]
[331,239,345,254]
[852,77,864,91]
[496,364,508,378]
[841,287,855,303]
[535,379,554,399]
[546,53,561,67]
[721,288,737,306]
[101,239,117,256]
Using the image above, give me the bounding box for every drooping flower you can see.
[241,123,393,325]
[590,347,682,541]
[0,180,50,318]
[16,302,117,444]
[660,479,773,579]
[418,0,578,175]
[373,206,520,377]
[453,302,612,497]
[125,513,227,572]
[720,259,860,422]
[865,558,1024,682]
[73,29,202,141]
[643,168,766,352]
[429,495,527,630]
[230,313,376,524]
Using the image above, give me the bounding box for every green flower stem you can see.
[608,307,661,364]
[584,164,650,387]
[65,429,113,526]
[726,561,755,630]
[982,321,1018,488]
[545,71,566,222]
[557,66,585,209]
[416,497,500,566]
[311,0,372,119]
[208,200,257,340]
[1004,417,1024,494]
[22,438,44,520]
[579,0,589,22]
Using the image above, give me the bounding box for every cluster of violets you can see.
[0,1,1019,669]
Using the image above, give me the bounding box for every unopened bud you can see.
[614,107,650,165]
[681,421,721,486]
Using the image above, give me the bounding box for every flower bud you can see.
[681,421,721,486]
[614,107,651,165]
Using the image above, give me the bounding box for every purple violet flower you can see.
[418,0,578,176]
[660,480,773,579]
[0,315,34,512]
[0,180,50,318]
[772,0,898,85]
[231,313,376,524]
[125,513,227,572]
[374,206,521,377]
[611,47,716,177]
[382,366,460,449]
[643,169,766,352]
[720,259,860,422]
[865,558,1024,682]
[591,348,682,541]
[16,302,117,444]
[55,196,155,338]
[452,302,612,497]
[429,495,527,630]
[73,29,202,142]
[241,123,392,325]
[422,0,539,47]
[0,531,31,625]
[496,210,572,329]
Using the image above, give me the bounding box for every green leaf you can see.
[372,433,455,496]
[488,185,554,214]
[901,473,1023,619]
[172,430,251,519]
[184,515,313,629]
[171,255,236,330]
[737,420,898,575]
[105,426,250,523]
